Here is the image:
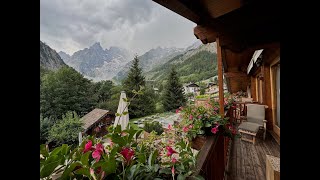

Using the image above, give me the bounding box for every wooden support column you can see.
[217,37,224,116]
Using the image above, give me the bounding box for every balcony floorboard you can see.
[226,132,280,180]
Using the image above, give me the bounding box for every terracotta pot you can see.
[191,135,207,150]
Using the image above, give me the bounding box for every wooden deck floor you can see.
[225,132,280,180]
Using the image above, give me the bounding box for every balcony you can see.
[194,107,280,180]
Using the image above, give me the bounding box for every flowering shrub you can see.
[40,87,205,180]
[176,93,240,140]
[40,124,204,180]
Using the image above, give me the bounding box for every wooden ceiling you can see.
[152,0,280,93]
[153,0,280,53]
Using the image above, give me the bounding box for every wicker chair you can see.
[238,104,267,144]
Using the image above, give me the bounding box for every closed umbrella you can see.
[113,91,129,130]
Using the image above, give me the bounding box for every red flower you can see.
[92,150,102,162]
[120,147,135,162]
[171,157,177,163]
[183,126,189,132]
[95,143,104,154]
[211,126,219,134]
[189,115,193,120]
[176,109,180,114]
[166,146,177,156]
[189,124,193,129]
[83,140,93,153]
[167,124,173,130]
[91,143,104,162]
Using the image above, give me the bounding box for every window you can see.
[271,63,280,128]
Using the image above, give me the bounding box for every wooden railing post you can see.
[217,37,224,117]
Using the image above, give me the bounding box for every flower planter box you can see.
[191,135,207,150]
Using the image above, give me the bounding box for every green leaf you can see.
[205,122,212,127]
[159,168,171,175]
[40,155,61,178]
[40,144,49,157]
[60,162,82,180]
[60,144,69,156]
[104,157,117,176]
[148,150,158,166]
[50,146,63,156]
[177,174,186,180]
[176,164,185,172]
[74,167,91,177]
[81,151,91,166]
[137,153,146,164]
[111,134,126,147]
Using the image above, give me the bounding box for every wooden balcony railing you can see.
[193,107,235,180]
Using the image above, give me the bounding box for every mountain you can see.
[113,46,185,82]
[40,41,66,70]
[145,42,217,85]
[59,42,133,82]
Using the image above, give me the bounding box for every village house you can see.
[81,108,115,138]
[184,82,200,94]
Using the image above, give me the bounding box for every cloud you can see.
[40,0,196,55]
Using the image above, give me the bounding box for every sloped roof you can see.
[186,83,199,87]
[81,108,111,130]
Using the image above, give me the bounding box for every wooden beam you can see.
[224,71,247,78]
[217,37,224,116]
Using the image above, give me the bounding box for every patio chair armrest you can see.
[263,120,267,122]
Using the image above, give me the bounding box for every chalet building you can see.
[81,108,115,138]
[184,82,200,94]
[152,0,280,179]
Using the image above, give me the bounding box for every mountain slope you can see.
[59,42,133,81]
[40,41,66,70]
[145,42,217,85]
[113,46,184,82]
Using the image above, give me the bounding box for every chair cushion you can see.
[238,122,261,133]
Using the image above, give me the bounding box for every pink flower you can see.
[197,115,202,119]
[166,146,177,156]
[189,124,193,129]
[83,140,93,153]
[171,166,175,174]
[214,107,218,111]
[183,126,189,132]
[213,111,217,115]
[95,143,104,154]
[120,147,135,162]
[90,168,95,176]
[110,140,114,148]
[171,157,177,163]
[92,150,102,162]
[211,126,219,134]
[168,124,172,130]
[189,115,193,120]
[176,109,180,114]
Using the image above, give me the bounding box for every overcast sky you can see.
[40,0,197,55]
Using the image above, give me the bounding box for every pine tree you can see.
[123,55,155,118]
[162,67,186,111]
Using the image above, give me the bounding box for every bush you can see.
[48,111,83,147]
[143,121,164,135]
